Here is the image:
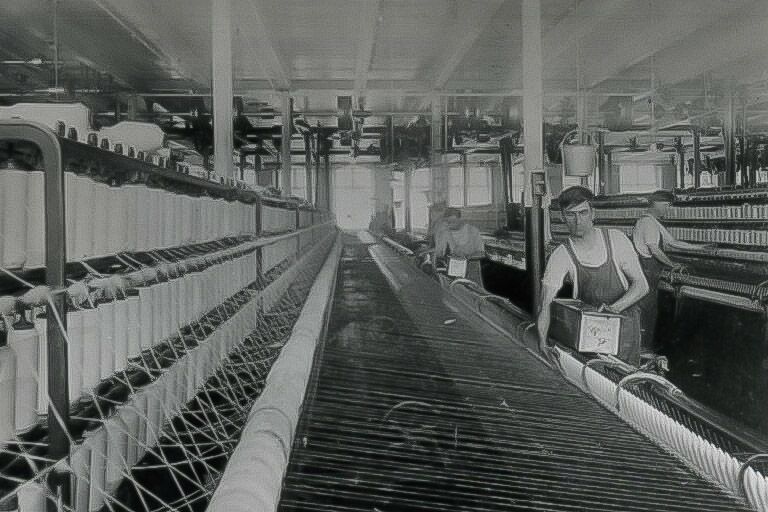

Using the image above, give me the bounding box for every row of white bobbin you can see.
[207,235,342,512]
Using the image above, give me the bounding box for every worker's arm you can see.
[609,231,650,313]
[536,246,570,352]
[648,243,681,269]
[658,222,703,251]
[536,284,559,352]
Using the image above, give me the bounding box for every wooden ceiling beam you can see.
[584,0,754,89]
[503,0,635,88]
[234,0,290,91]
[90,0,209,87]
[430,0,505,91]
[650,2,768,88]
[353,0,381,101]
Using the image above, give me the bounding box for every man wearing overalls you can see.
[536,186,649,366]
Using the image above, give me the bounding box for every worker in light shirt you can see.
[537,186,648,366]
[632,190,707,354]
[434,208,485,286]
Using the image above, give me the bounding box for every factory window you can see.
[448,165,493,207]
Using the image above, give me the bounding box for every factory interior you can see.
[0,0,768,510]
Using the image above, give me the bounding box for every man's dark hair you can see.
[558,186,594,210]
[444,207,461,219]
[648,190,674,204]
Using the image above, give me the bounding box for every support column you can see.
[596,131,606,195]
[692,128,701,188]
[522,0,545,315]
[404,169,412,233]
[304,133,313,203]
[212,0,234,180]
[430,96,448,206]
[324,150,331,212]
[281,91,292,196]
[725,88,736,186]
[675,137,685,189]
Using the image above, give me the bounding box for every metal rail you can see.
[0,120,69,510]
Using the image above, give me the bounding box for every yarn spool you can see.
[25,170,45,268]
[8,320,40,433]
[1,168,28,268]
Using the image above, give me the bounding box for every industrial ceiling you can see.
[2,0,768,127]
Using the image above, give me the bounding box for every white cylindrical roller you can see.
[137,286,154,351]
[181,196,193,244]
[148,188,163,250]
[65,310,84,403]
[24,170,45,268]
[104,417,129,494]
[119,405,140,468]
[70,442,92,512]
[112,298,129,373]
[151,282,167,344]
[97,301,115,380]
[8,323,39,433]
[106,186,127,254]
[85,427,107,512]
[17,481,46,512]
[91,181,110,258]
[123,185,139,253]
[80,307,101,395]
[125,293,141,359]
[73,175,93,261]
[65,172,78,260]
[1,168,28,268]
[161,192,174,248]
[0,342,16,443]
[135,187,151,252]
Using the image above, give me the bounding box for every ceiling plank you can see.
[650,1,768,87]
[234,0,290,91]
[504,0,635,88]
[430,0,505,91]
[91,0,210,87]
[584,0,754,89]
[353,0,381,100]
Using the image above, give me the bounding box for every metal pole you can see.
[304,133,313,204]
[404,169,412,233]
[389,115,395,163]
[692,128,702,188]
[281,92,292,196]
[527,171,546,316]
[522,0,544,207]
[675,137,686,189]
[725,89,736,186]
[522,0,544,314]
[315,122,322,206]
[212,0,234,181]
[596,131,606,195]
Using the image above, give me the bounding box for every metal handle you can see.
[0,120,69,510]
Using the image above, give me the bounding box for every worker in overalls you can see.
[632,190,706,354]
[434,208,485,286]
[537,186,649,366]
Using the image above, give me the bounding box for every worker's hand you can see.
[598,303,619,314]
[669,263,685,272]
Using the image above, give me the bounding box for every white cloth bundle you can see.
[97,301,115,380]
[72,174,94,261]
